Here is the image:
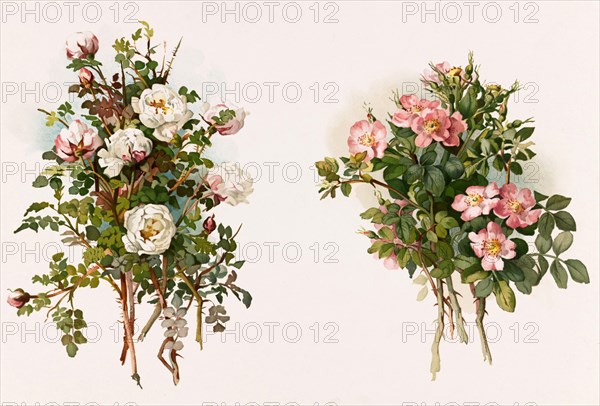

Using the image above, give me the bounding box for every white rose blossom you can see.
[122,204,176,255]
[206,163,254,206]
[97,128,153,178]
[132,84,193,142]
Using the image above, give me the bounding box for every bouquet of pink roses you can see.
[315,53,589,379]
[9,23,252,386]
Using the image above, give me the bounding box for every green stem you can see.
[431,278,444,381]
[445,276,468,344]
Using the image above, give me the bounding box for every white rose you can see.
[200,102,247,136]
[122,204,176,255]
[132,84,193,142]
[206,163,254,206]
[97,128,153,178]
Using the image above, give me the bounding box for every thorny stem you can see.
[445,276,468,344]
[470,283,493,364]
[120,272,141,388]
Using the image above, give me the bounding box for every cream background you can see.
[1,1,598,405]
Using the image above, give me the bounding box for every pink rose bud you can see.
[7,289,30,309]
[201,103,247,136]
[66,31,99,59]
[203,215,217,234]
[79,67,94,87]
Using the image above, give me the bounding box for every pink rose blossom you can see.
[66,31,99,59]
[452,183,500,221]
[468,221,516,271]
[410,108,453,148]
[54,119,103,162]
[422,61,452,84]
[347,120,388,161]
[493,184,542,229]
[383,254,399,270]
[391,95,440,128]
[446,111,467,146]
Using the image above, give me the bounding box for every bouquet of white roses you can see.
[9,22,252,387]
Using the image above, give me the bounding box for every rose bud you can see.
[79,67,94,87]
[203,215,217,234]
[66,31,99,59]
[7,289,31,309]
[200,102,246,136]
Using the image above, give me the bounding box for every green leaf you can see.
[340,183,352,197]
[502,261,525,282]
[443,156,464,179]
[458,89,477,118]
[553,211,576,231]
[66,342,78,357]
[461,267,489,283]
[360,207,381,220]
[32,175,49,188]
[474,277,494,298]
[430,259,454,278]
[538,212,554,238]
[546,195,571,211]
[552,231,573,255]
[85,226,101,241]
[516,127,535,141]
[564,259,589,284]
[420,151,437,166]
[535,234,552,254]
[423,166,445,196]
[404,165,424,184]
[550,260,568,288]
[493,280,516,312]
[512,238,529,257]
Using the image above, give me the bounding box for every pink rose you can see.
[7,289,30,309]
[391,94,441,128]
[54,119,103,162]
[66,31,99,59]
[468,221,516,271]
[451,182,500,221]
[446,111,467,146]
[422,61,451,84]
[410,108,453,148]
[347,120,388,161]
[201,103,246,136]
[78,67,94,86]
[493,184,542,229]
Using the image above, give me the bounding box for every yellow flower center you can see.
[358,132,376,147]
[447,67,463,77]
[507,199,523,214]
[149,98,170,115]
[465,193,484,207]
[411,105,422,113]
[140,218,162,241]
[423,119,440,134]
[484,239,502,257]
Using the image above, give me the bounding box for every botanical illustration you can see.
[7,23,252,386]
[315,54,589,379]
